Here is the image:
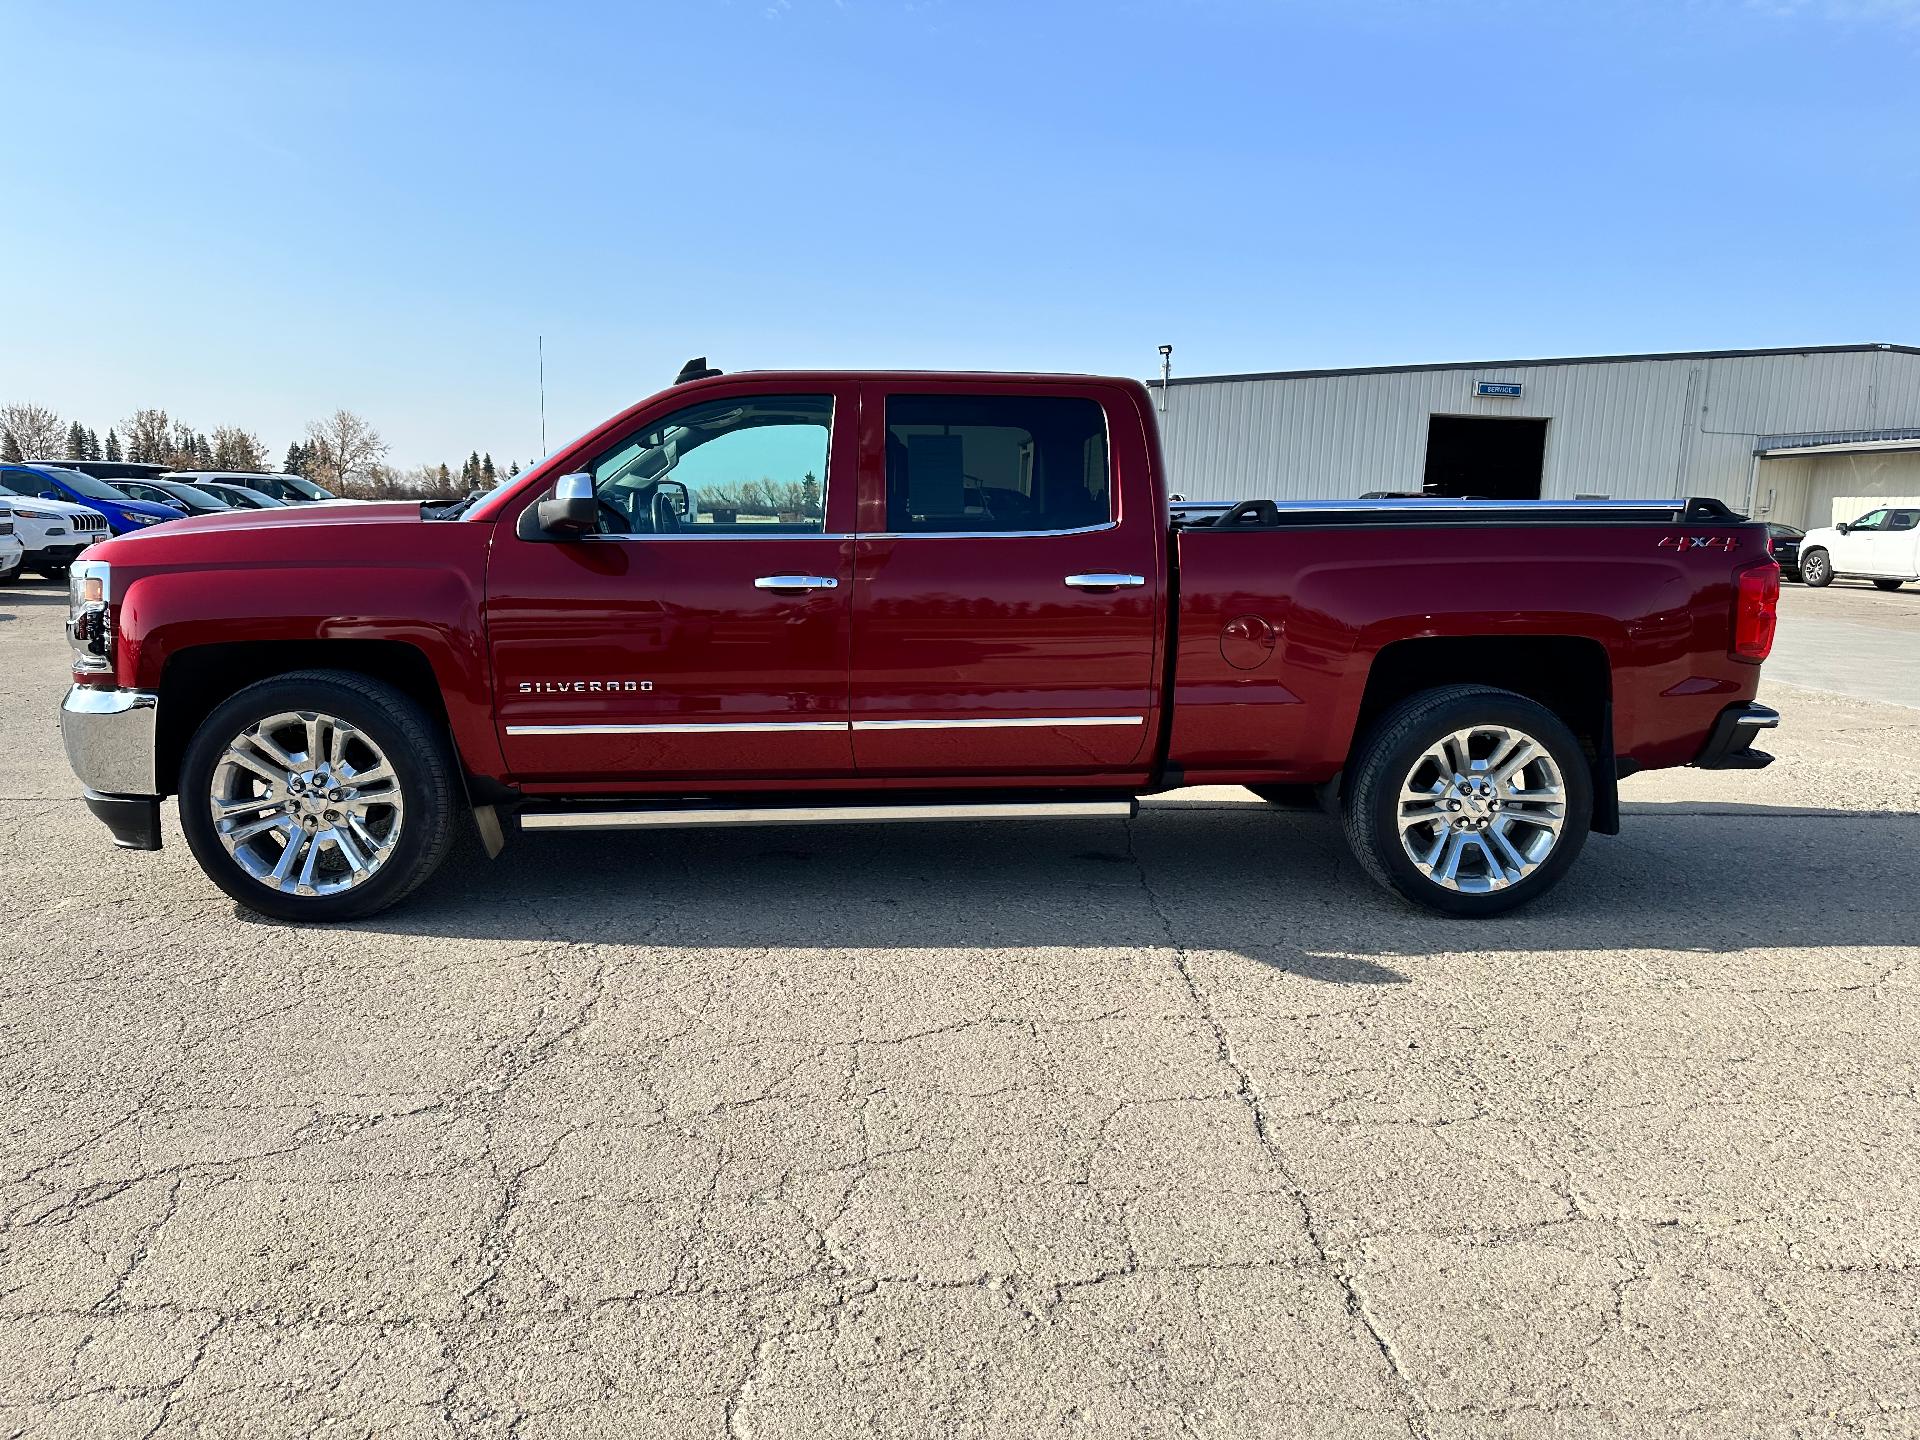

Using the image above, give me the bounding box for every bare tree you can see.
[0,402,66,460]
[303,410,388,491]
[209,426,269,473]
[120,409,173,464]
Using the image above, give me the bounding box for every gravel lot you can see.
[2,578,1916,1438]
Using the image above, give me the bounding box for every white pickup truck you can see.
[1799,506,1920,591]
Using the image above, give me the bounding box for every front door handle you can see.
[754,574,840,591]
[1064,573,1147,590]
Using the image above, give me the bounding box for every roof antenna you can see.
[675,356,723,385]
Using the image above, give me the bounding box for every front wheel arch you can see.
[176,669,459,921]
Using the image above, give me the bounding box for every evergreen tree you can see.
[194,433,214,467]
[507,461,520,478]
[1,431,20,464]
[437,463,452,487]
[481,453,496,486]
[65,421,87,458]
[800,469,822,515]
[284,441,305,476]
[82,426,101,460]
[104,429,122,462]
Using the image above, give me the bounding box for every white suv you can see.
[0,503,24,582]
[0,470,111,578]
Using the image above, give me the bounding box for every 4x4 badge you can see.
[1658,534,1737,551]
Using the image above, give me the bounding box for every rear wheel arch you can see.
[1349,634,1615,834]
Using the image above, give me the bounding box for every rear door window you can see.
[883,395,1110,534]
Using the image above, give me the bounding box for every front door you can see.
[487,384,858,785]
[849,384,1161,779]
[1831,508,1889,573]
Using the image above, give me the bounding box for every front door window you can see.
[590,396,832,536]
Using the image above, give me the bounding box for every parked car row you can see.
[0,460,338,580]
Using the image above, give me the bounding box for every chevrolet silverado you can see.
[60,366,1781,920]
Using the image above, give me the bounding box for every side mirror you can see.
[534,474,596,537]
[40,490,59,501]
[1837,523,1851,534]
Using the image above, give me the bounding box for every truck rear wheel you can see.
[177,670,459,922]
[1872,578,1906,592]
[1341,685,1592,917]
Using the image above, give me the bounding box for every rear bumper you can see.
[61,685,160,795]
[1692,701,1780,770]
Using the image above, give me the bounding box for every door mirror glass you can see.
[535,474,597,536]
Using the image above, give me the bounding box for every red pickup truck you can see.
[60,366,1781,921]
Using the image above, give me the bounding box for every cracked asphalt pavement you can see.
[1,580,1916,1437]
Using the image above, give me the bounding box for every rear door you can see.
[848,381,1162,779]
[487,382,858,785]
[1875,508,1920,577]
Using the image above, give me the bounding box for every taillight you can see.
[1731,560,1779,662]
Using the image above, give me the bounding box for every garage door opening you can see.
[1423,416,1548,500]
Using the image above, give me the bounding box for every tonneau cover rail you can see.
[1172,496,1748,528]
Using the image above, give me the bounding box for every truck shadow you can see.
[312,800,1920,973]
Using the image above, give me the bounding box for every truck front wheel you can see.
[177,670,459,922]
[1341,686,1592,917]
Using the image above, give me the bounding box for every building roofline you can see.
[1156,343,1920,388]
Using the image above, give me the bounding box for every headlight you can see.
[14,507,57,521]
[126,512,169,526]
[68,560,113,674]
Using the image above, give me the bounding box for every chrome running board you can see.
[519,798,1137,832]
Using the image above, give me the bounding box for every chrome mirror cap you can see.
[532,474,597,538]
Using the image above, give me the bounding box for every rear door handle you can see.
[1064,573,1146,589]
[754,574,840,591]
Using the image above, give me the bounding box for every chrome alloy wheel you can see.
[208,710,405,897]
[1396,724,1566,894]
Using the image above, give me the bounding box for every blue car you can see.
[11,462,185,536]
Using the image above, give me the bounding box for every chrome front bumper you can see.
[61,685,160,796]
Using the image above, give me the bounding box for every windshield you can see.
[37,467,131,502]
[279,474,335,501]
[158,482,230,508]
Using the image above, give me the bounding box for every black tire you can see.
[1801,548,1833,587]
[32,562,71,581]
[177,670,459,922]
[1872,578,1906,592]
[1341,685,1592,918]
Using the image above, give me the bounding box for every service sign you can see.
[1476,381,1524,397]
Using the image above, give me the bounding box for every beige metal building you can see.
[1153,342,1920,530]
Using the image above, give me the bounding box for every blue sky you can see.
[3,0,1916,469]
